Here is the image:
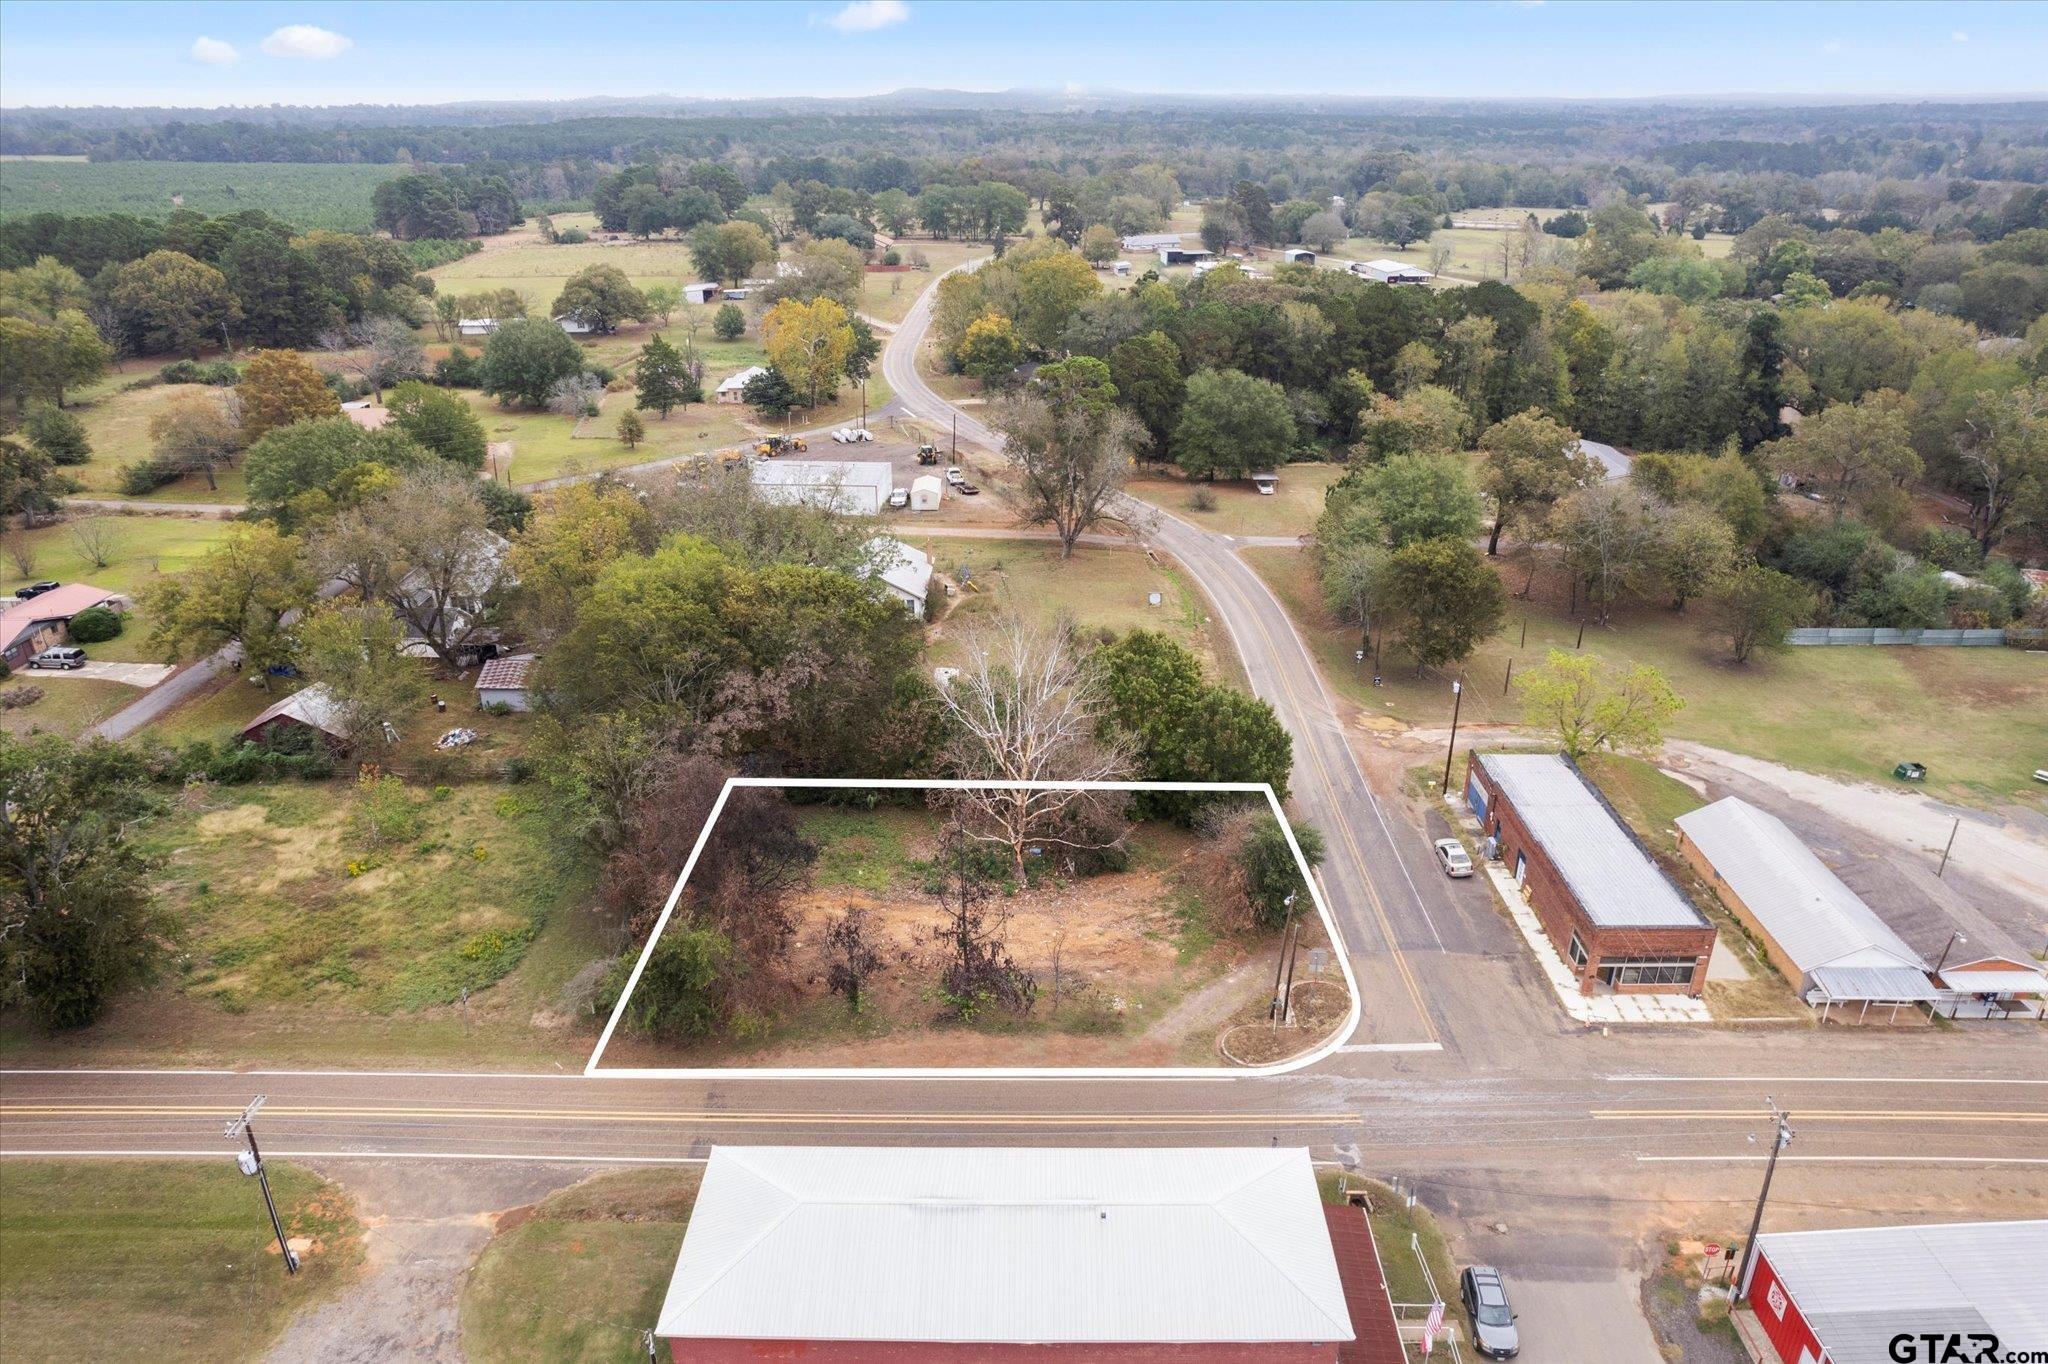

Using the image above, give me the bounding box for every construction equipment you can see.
[714,447,747,470]
[916,443,939,466]
[755,434,807,457]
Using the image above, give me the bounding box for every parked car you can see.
[945,467,966,486]
[958,483,981,496]
[1460,1266,1519,1359]
[15,581,60,600]
[887,488,909,509]
[1433,838,1473,878]
[28,646,86,670]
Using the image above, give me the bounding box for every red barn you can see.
[654,1147,1401,1362]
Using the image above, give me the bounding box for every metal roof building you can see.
[1744,1220,2048,1364]
[1674,798,1937,1015]
[748,459,895,516]
[655,1146,1357,1361]
[1473,754,1705,929]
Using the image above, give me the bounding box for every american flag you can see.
[1423,1299,1445,1354]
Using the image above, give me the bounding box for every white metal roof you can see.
[863,537,932,606]
[1807,964,1942,1002]
[1360,258,1433,278]
[717,364,769,394]
[1938,967,2047,995]
[1675,798,1924,980]
[656,1146,1354,1346]
[1756,1220,2048,1364]
[242,683,346,739]
[749,459,893,495]
[1476,753,1706,929]
[1576,439,1631,481]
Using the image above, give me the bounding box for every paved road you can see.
[884,258,1517,1056]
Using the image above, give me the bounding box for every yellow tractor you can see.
[755,434,808,457]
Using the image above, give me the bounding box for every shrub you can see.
[1918,526,1982,573]
[66,606,123,643]
[881,249,902,267]
[160,359,240,386]
[0,685,45,710]
[1189,484,1217,512]
[434,347,483,388]
[116,456,186,495]
[556,227,590,244]
[601,927,734,1039]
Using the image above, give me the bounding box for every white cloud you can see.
[820,0,909,34]
[1820,39,1843,54]
[189,36,238,65]
[260,24,353,59]
[1952,30,1970,42]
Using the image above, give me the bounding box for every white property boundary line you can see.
[584,778,1361,1081]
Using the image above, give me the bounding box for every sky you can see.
[2,0,2044,108]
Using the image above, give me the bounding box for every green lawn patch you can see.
[1243,542,2048,807]
[5,513,232,655]
[0,1160,362,1363]
[142,778,593,1013]
[799,804,921,893]
[1318,1174,1460,1308]
[0,160,403,230]
[460,1168,701,1364]
[1130,464,1343,539]
[0,676,134,739]
[1578,753,1706,858]
[64,381,247,502]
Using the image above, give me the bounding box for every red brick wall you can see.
[670,1341,1337,1362]
[1469,756,1713,996]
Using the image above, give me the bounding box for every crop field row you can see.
[0,160,407,231]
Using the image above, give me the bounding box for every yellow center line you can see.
[1593,1109,2048,1123]
[2,1105,1362,1127]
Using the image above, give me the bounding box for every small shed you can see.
[473,653,538,712]
[1160,246,1213,267]
[909,474,943,511]
[722,287,751,301]
[340,399,390,431]
[554,314,594,336]
[1251,471,1279,496]
[716,365,768,404]
[457,317,498,338]
[683,282,719,305]
[1354,259,1434,285]
[1112,260,1132,276]
[240,684,350,753]
[1282,248,1316,265]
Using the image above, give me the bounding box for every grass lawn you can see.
[64,380,249,503]
[1243,543,2048,807]
[1578,752,1705,858]
[1129,464,1342,539]
[143,670,283,746]
[1319,205,1734,283]
[5,512,232,657]
[0,676,134,738]
[468,391,753,486]
[460,1168,701,1364]
[0,1160,362,1363]
[429,228,710,316]
[862,238,987,323]
[911,536,1240,685]
[141,777,593,1013]
[1319,1174,1460,1308]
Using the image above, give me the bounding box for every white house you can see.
[473,654,537,712]
[683,282,719,305]
[1121,232,1181,252]
[457,317,498,338]
[909,473,944,512]
[749,459,894,516]
[861,538,933,618]
[716,365,769,404]
[1353,259,1433,285]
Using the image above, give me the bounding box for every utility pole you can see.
[1267,891,1298,1021]
[950,412,958,459]
[1937,817,1959,878]
[1933,930,1968,976]
[1439,679,1464,794]
[225,1096,298,1276]
[1503,657,1514,696]
[1733,1100,1793,1304]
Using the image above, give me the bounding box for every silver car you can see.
[1460,1265,1519,1358]
[1433,838,1474,878]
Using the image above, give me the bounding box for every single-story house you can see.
[909,473,944,511]
[1282,247,1317,265]
[683,282,719,305]
[1742,1220,2048,1364]
[1467,752,1717,995]
[1352,259,1433,285]
[1121,232,1182,252]
[654,1146,1380,1362]
[749,459,894,516]
[0,583,125,669]
[861,538,932,618]
[1674,797,1940,1021]
[473,653,537,711]
[554,314,594,336]
[341,399,390,431]
[1161,246,1213,266]
[457,317,498,338]
[716,365,769,404]
[240,683,351,752]
[1867,864,2048,1020]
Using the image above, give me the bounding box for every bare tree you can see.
[320,318,426,402]
[5,532,35,578]
[992,371,1139,558]
[936,616,1133,878]
[824,906,884,1013]
[307,466,510,668]
[65,515,117,571]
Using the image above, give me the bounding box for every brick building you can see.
[1466,752,1716,996]
[654,1146,1397,1362]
